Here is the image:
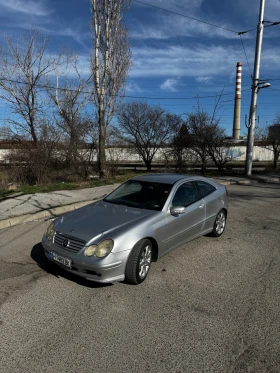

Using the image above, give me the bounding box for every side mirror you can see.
[170,206,185,216]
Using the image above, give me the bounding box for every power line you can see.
[133,1,275,36]
[133,0,238,34]
[238,27,258,35]
[0,77,251,101]
[262,78,280,82]
[239,20,280,35]
[132,0,265,85]
[263,21,280,29]
[239,35,253,80]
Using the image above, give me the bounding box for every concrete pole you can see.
[245,0,265,176]
[232,62,242,140]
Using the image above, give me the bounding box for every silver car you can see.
[42,174,228,285]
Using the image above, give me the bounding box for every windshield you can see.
[104,180,172,211]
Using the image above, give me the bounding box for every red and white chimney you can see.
[232,62,242,140]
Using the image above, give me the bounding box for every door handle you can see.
[199,203,205,209]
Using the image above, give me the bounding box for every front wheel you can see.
[211,209,227,237]
[125,239,152,285]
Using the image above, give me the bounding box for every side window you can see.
[196,181,216,198]
[172,182,199,207]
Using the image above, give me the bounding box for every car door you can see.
[195,180,218,232]
[165,181,206,251]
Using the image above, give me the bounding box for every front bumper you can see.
[42,234,129,283]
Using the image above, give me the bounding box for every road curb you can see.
[0,180,233,230]
[0,177,278,231]
[0,199,97,230]
[236,180,252,185]
[0,180,242,230]
[212,179,239,186]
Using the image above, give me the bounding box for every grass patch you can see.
[0,170,146,199]
[0,189,18,199]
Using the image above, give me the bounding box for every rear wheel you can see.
[211,209,226,237]
[125,239,152,285]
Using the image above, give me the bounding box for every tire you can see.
[125,239,153,285]
[211,209,227,237]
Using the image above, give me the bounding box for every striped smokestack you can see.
[232,62,242,140]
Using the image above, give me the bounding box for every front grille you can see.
[54,232,86,254]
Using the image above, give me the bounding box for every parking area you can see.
[0,182,280,373]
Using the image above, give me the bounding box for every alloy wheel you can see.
[139,245,152,279]
[216,211,226,235]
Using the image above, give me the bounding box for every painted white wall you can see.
[0,146,274,162]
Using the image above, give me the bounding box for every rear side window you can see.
[196,180,216,198]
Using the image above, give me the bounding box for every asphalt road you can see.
[0,182,280,373]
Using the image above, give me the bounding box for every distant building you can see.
[269,124,280,141]
[0,126,12,140]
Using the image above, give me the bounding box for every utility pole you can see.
[245,0,265,176]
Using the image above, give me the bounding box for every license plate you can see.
[49,251,72,269]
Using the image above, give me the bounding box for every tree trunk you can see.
[201,155,206,175]
[144,159,152,172]
[98,109,107,178]
[273,148,279,170]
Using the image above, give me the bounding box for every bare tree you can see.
[90,0,132,178]
[0,126,12,140]
[255,118,280,170]
[0,30,64,145]
[5,119,61,184]
[187,110,211,174]
[205,126,232,172]
[117,102,179,171]
[48,57,92,173]
[186,96,228,174]
[168,123,191,171]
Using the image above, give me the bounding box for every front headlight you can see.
[95,240,114,258]
[85,245,98,257]
[85,240,114,258]
[46,222,55,241]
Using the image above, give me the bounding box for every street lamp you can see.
[258,82,271,89]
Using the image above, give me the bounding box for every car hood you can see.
[55,200,157,243]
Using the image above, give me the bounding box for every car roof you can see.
[132,173,197,184]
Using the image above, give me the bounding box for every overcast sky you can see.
[0,0,279,135]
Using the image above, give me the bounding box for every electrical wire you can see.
[132,1,264,88]
[0,77,252,100]
[269,88,280,92]
[264,21,280,29]
[133,0,238,34]
[239,35,253,80]
[238,28,258,35]
[261,78,280,82]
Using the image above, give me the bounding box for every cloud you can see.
[130,43,280,80]
[126,81,143,93]
[196,76,213,84]
[37,25,89,49]
[236,0,280,19]
[160,77,184,92]
[134,0,203,13]
[0,0,52,17]
[130,45,246,78]
[130,14,238,40]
